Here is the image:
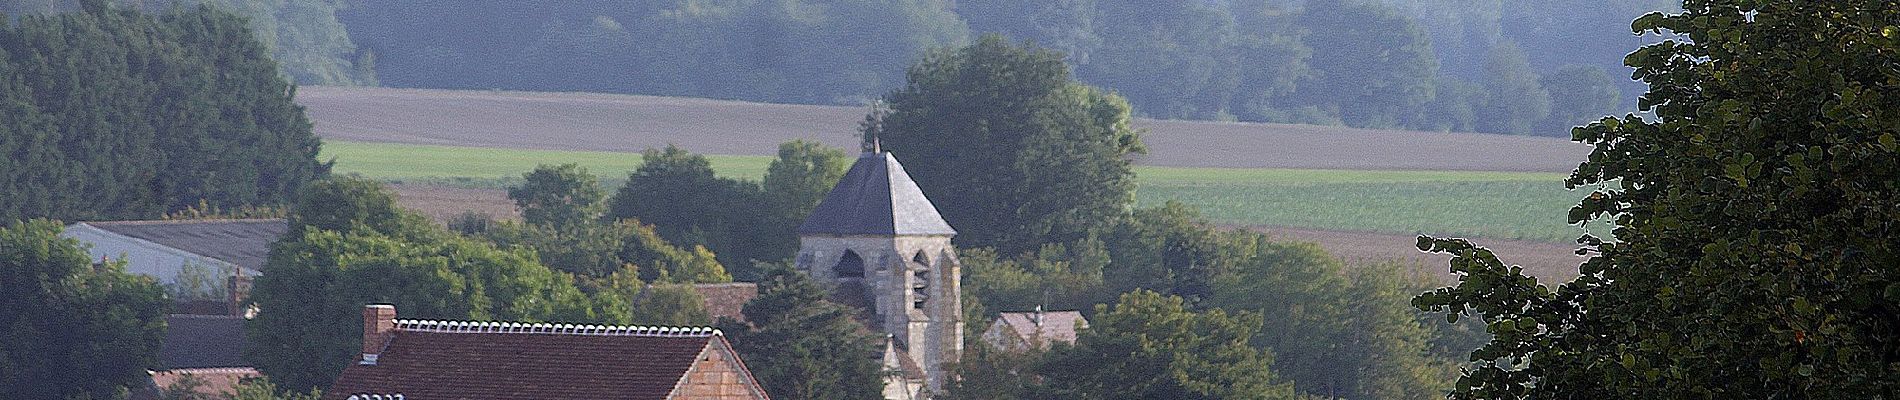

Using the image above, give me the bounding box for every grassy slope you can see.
[324,140,1601,243]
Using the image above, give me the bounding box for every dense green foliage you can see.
[868,36,1143,254]
[309,0,1669,135]
[606,143,847,279]
[480,220,731,284]
[511,164,608,232]
[1038,290,1294,399]
[717,266,886,400]
[0,2,328,223]
[963,203,1475,399]
[339,0,964,104]
[1415,0,1900,397]
[6,0,1679,135]
[0,220,169,400]
[1,0,373,85]
[250,178,629,391]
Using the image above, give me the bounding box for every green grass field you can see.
[323,141,1603,243]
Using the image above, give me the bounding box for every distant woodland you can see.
[2,0,1673,137]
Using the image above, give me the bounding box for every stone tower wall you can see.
[795,234,962,391]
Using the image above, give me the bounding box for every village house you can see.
[62,219,282,315]
[128,314,261,399]
[982,308,1088,352]
[326,305,769,400]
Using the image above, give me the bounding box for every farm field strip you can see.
[324,140,1600,244]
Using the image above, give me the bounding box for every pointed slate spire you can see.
[797,151,956,236]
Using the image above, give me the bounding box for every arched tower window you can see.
[912,250,931,309]
[834,250,865,278]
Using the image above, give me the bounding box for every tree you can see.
[1536,65,1622,138]
[1206,235,1457,399]
[758,140,850,263]
[1098,203,1240,303]
[251,180,603,391]
[510,163,607,231]
[1291,0,1438,129]
[1079,0,1240,119]
[607,145,770,276]
[1414,1,1900,397]
[287,177,430,240]
[229,376,322,400]
[866,35,1144,255]
[1474,41,1552,135]
[717,266,885,400]
[0,3,328,223]
[0,219,168,399]
[1037,290,1295,399]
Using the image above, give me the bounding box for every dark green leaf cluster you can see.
[296,0,1661,135]
[0,219,168,399]
[0,1,328,223]
[248,178,644,392]
[961,203,1474,399]
[2,0,373,85]
[945,290,1297,400]
[606,142,848,280]
[868,35,1144,254]
[1414,0,1900,397]
[717,266,887,400]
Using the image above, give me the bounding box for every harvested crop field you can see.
[298,86,1591,172]
[384,184,1582,282]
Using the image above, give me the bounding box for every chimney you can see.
[226,275,254,317]
[361,304,396,365]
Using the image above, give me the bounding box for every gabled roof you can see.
[693,282,758,323]
[993,311,1088,349]
[159,315,250,369]
[797,152,955,236]
[76,219,287,271]
[144,368,259,400]
[326,320,767,400]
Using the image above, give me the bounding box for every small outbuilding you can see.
[982,308,1088,352]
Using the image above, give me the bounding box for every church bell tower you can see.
[794,149,962,395]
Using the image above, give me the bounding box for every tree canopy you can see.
[0,219,168,399]
[0,1,328,223]
[1414,1,1900,397]
[716,266,886,400]
[1037,290,1294,399]
[867,35,1143,254]
[249,178,612,391]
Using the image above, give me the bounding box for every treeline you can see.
[0,1,327,223]
[336,0,1661,136]
[1,0,373,86]
[1,0,1666,136]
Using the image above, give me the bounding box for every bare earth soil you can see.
[1254,226,1583,283]
[299,86,1590,172]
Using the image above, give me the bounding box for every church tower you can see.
[795,150,962,395]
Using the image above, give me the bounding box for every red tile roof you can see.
[693,282,758,323]
[994,311,1088,350]
[145,368,259,400]
[326,320,766,400]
